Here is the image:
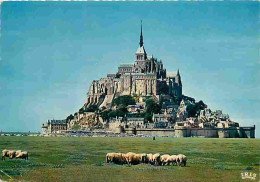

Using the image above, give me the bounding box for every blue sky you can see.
[0,2,259,137]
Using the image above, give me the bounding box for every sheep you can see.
[8,150,16,159]
[140,153,147,163]
[177,154,187,167]
[146,153,154,164]
[106,153,116,163]
[106,153,126,164]
[137,153,147,164]
[125,152,145,165]
[114,153,127,164]
[160,154,170,166]
[125,152,137,165]
[152,153,161,166]
[15,151,28,160]
[166,155,178,166]
[2,149,10,160]
[15,150,22,156]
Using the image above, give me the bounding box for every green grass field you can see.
[0,136,259,182]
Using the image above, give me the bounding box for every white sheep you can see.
[166,155,178,166]
[1,149,10,160]
[160,154,170,166]
[177,154,187,167]
[15,151,28,160]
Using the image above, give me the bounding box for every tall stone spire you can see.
[176,69,182,86]
[177,69,180,76]
[135,20,147,63]
[139,20,143,47]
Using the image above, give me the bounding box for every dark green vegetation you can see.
[186,100,207,117]
[145,98,161,114]
[144,98,161,122]
[112,95,136,108]
[80,105,99,113]
[66,114,74,121]
[98,96,137,121]
[0,137,259,182]
[67,94,207,124]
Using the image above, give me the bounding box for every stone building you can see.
[108,118,123,133]
[85,23,182,109]
[176,100,188,121]
[42,119,68,134]
[126,105,144,114]
[152,113,171,128]
[126,117,145,128]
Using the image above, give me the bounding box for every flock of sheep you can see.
[2,149,29,160]
[106,152,187,166]
[2,149,187,167]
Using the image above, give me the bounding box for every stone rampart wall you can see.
[132,127,255,138]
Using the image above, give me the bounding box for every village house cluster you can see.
[106,99,240,132]
[42,98,243,136]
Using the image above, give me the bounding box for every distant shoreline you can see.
[0,132,39,135]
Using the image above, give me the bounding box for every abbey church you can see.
[85,23,182,108]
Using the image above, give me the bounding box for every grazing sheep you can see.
[125,152,137,165]
[146,153,153,164]
[114,153,127,164]
[15,150,22,157]
[8,150,16,159]
[166,155,178,166]
[177,154,187,167]
[15,151,28,160]
[107,152,179,166]
[140,153,147,163]
[106,152,115,163]
[106,153,126,164]
[2,149,10,160]
[125,152,145,165]
[152,153,161,166]
[106,153,115,163]
[160,154,171,166]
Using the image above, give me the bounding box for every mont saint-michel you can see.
[1,3,259,182]
[42,24,255,138]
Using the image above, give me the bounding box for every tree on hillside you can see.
[85,105,98,112]
[100,110,111,121]
[145,98,161,121]
[182,95,195,104]
[144,113,153,122]
[186,104,197,117]
[66,114,74,121]
[108,110,125,118]
[142,96,153,102]
[159,94,182,106]
[186,100,207,117]
[145,98,155,107]
[112,95,136,108]
[197,100,207,110]
[79,108,85,114]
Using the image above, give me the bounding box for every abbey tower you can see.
[85,23,182,108]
